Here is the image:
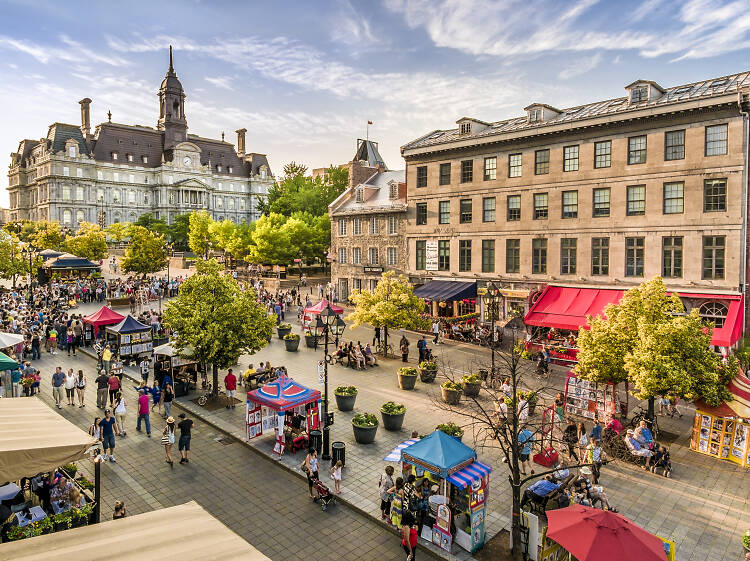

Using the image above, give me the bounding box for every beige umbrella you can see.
[0,332,24,349]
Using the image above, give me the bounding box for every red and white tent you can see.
[301,299,344,327]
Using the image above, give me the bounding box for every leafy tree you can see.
[105,222,132,243]
[291,211,329,263]
[163,259,275,396]
[222,222,256,263]
[347,271,429,355]
[260,163,348,217]
[209,219,237,263]
[134,213,168,236]
[0,231,28,287]
[188,210,215,259]
[31,220,65,250]
[120,226,169,275]
[248,213,297,265]
[63,222,108,261]
[167,213,191,250]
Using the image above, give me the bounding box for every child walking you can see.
[330,460,342,494]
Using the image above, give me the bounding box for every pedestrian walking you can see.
[139,356,150,383]
[177,413,193,464]
[304,448,319,499]
[89,417,101,440]
[136,389,151,437]
[162,381,174,419]
[330,460,342,494]
[399,335,409,363]
[102,344,112,373]
[75,369,86,408]
[107,371,120,408]
[162,417,176,467]
[64,368,76,406]
[150,383,162,415]
[401,520,418,561]
[51,367,65,409]
[99,408,119,462]
[224,368,237,409]
[417,336,427,364]
[114,392,127,436]
[95,369,109,409]
[379,465,395,522]
[432,320,440,345]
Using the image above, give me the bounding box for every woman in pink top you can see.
[107,373,120,408]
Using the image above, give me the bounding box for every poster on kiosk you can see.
[469,477,487,551]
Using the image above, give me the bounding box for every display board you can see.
[246,403,262,440]
[564,372,617,420]
[691,411,750,467]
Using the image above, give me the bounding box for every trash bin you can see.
[331,441,345,467]
[309,430,322,455]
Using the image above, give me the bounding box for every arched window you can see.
[113,189,121,203]
[129,212,137,223]
[62,209,72,225]
[699,301,728,328]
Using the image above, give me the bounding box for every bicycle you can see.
[376,341,394,357]
[197,382,216,406]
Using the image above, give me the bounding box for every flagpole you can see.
[366,120,369,142]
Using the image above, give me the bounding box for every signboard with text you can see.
[425,241,438,271]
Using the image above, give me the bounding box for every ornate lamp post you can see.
[483,281,502,386]
[315,303,346,460]
[20,244,37,287]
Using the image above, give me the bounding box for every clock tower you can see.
[157,46,188,149]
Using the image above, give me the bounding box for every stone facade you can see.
[7,48,273,228]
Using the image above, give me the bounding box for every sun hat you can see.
[167,416,175,423]
[580,466,592,475]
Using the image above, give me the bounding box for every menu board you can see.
[564,373,617,419]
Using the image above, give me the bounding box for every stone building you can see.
[7,47,273,228]
[401,71,750,348]
[329,140,406,301]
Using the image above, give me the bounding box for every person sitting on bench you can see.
[520,476,560,509]
[625,429,653,468]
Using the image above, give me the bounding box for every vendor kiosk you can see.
[563,371,618,420]
[691,372,750,467]
[301,299,343,328]
[246,375,321,456]
[398,430,492,554]
[105,315,153,364]
[153,342,200,397]
[82,306,125,344]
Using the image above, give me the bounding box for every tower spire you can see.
[168,45,174,74]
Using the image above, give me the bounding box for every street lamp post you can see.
[483,281,501,386]
[315,303,346,461]
[21,244,36,287]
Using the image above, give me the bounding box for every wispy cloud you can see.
[205,76,234,90]
[0,34,130,66]
[330,0,378,49]
[558,52,603,80]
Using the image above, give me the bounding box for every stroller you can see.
[312,478,336,511]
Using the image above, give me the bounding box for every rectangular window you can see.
[628,135,647,164]
[353,218,361,235]
[416,202,428,225]
[508,153,522,177]
[507,195,521,221]
[481,240,495,273]
[68,146,76,158]
[369,248,379,265]
[369,217,377,235]
[665,130,685,160]
[142,155,148,164]
[662,236,683,278]
[129,174,135,183]
[76,168,83,178]
[631,86,648,102]
[439,163,451,185]
[627,185,646,216]
[461,160,473,183]
[705,124,728,156]
[593,188,610,217]
[438,240,450,271]
[62,186,71,199]
[389,183,398,199]
[460,199,472,223]
[112,152,118,160]
[75,186,84,200]
[482,197,496,222]
[338,219,347,236]
[459,240,472,272]
[594,140,611,168]
[506,239,520,273]
[562,191,578,219]
[703,236,725,279]
[416,241,426,270]
[663,182,684,214]
[97,171,103,180]
[532,238,547,274]
[534,149,550,175]
[352,247,361,265]
[416,166,427,188]
[388,215,397,235]
[560,238,577,275]
[63,166,70,177]
[625,237,645,277]
[533,193,548,220]
[113,172,119,182]
[484,157,497,180]
[438,201,450,224]
[338,248,347,264]
[387,247,397,266]
[591,238,609,275]
[563,145,579,172]
[704,179,727,212]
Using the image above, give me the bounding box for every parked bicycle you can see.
[197,382,216,406]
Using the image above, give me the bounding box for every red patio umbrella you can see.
[546,505,667,561]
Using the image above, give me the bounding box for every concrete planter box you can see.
[441,387,462,405]
[398,373,417,391]
[284,337,300,352]
[418,367,437,383]
[335,393,357,412]
[352,423,378,444]
[463,381,481,398]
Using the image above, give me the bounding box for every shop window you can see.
[699,301,728,328]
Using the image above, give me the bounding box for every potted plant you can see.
[397,367,418,390]
[352,412,379,444]
[61,463,78,478]
[277,323,292,339]
[436,421,464,440]
[381,401,406,431]
[418,361,438,383]
[53,511,73,532]
[304,329,319,349]
[441,380,463,405]
[72,504,92,527]
[283,332,300,352]
[461,373,482,397]
[743,530,750,551]
[334,385,358,411]
[76,476,94,491]
[38,517,53,535]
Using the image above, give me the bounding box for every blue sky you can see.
[2,0,750,206]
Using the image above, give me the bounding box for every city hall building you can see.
[7,48,273,228]
[401,71,750,353]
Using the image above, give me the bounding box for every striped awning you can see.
[383,438,419,462]
[446,461,492,489]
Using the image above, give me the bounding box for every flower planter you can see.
[398,373,417,391]
[277,326,292,340]
[335,393,357,411]
[284,337,300,352]
[418,367,437,383]
[381,411,405,431]
[463,381,481,398]
[305,335,319,349]
[441,387,462,405]
[352,423,378,444]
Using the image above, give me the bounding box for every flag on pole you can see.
[367,120,373,125]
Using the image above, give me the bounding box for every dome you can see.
[160,73,183,91]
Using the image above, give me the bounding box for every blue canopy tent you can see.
[105,315,153,358]
[401,430,476,478]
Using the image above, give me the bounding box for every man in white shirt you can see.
[139,357,150,383]
[432,321,440,344]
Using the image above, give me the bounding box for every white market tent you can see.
[0,397,98,483]
[0,501,272,561]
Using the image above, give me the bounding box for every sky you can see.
[2,0,750,207]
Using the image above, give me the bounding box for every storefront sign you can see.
[363,266,383,273]
[425,241,438,271]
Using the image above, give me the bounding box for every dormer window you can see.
[142,155,148,164]
[355,187,364,203]
[217,165,222,173]
[127,154,134,162]
[228,166,233,173]
[528,108,542,123]
[459,122,471,135]
[68,146,76,158]
[389,183,398,200]
[630,86,648,103]
[111,152,118,161]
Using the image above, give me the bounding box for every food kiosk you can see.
[105,315,153,364]
[153,342,201,397]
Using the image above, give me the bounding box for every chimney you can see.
[79,98,92,139]
[235,128,247,157]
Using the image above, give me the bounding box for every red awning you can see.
[524,286,744,347]
[81,306,126,336]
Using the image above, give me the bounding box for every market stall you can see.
[82,306,126,343]
[414,280,477,318]
[153,341,201,397]
[398,430,492,555]
[246,375,321,456]
[691,372,750,467]
[42,253,101,278]
[563,371,619,420]
[301,299,343,328]
[38,249,63,261]
[105,315,152,363]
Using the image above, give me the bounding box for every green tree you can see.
[120,226,169,275]
[63,222,108,261]
[209,219,237,265]
[261,163,348,217]
[163,259,275,396]
[188,210,215,259]
[347,271,429,355]
[134,213,168,236]
[32,220,65,250]
[248,213,298,265]
[0,231,28,287]
[290,211,329,263]
[105,222,132,243]
[167,213,191,251]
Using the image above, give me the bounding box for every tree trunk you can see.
[383,326,388,357]
[647,396,655,420]
[212,363,219,398]
[511,482,523,561]
[623,380,630,419]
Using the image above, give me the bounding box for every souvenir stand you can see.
[82,306,125,345]
[42,253,101,279]
[153,342,201,397]
[399,430,492,555]
[301,299,343,328]
[246,375,322,457]
[563,371,618,420]
[104,315,153,365]
[691,372,750,467]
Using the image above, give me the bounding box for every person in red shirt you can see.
[136,389,151,436]
[224,369,237,409]
[401,521,418,560]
